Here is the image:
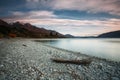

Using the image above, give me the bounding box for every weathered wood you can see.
[51,58,92,65]
[22,44,27,47]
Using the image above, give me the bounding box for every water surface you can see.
[40,38,120,62]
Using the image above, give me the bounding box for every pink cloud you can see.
[4,17,120,36]
[49,0,120,16]
[25,0,120,15]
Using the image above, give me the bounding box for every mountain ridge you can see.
[0,19,65,38]
[98,30,120,38]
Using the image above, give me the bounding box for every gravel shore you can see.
[0,39,120,80]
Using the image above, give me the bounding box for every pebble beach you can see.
[0,38,120,80]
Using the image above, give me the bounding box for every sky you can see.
[0,0,120,36]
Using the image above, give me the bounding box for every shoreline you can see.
[34,39,119,63]
[0,38,120,80]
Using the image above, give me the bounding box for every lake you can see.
[41,38,120,62]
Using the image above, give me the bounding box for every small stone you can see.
[98,65,102,69]
[53,69,57,72]
[78,65,82,69]
[76,57,81,60]
[40,76,45,80]
[97,63,103,69]
[50,68,53,72]
[111,77,120,80]
[23,44,27,47]
[0,64,4,67]
[59,78,64,80]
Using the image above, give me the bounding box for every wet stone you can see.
[111,77,120,80]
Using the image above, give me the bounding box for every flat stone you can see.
[111,77,120,80]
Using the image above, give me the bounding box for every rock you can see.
[53,69,57,72]
[78,65,83,70]
[97,64,102,69]
[22,44,27,47]
[59,78,64,80]
[50,68,53,72]
[40,76,45,80]
[0,64,4,67]
[111,77,120,80]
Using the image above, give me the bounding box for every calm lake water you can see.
[42,38,120,62]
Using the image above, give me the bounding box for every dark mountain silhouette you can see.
[65,31,120,38]
[98,30,120,38]
[0,19,65,38]
[65,34,75,38]
[0,20,12,37]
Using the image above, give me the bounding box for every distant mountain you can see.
[74,36,96,38]
[65,34,75,38]
[98,30,120,38]
[0,19,65,38]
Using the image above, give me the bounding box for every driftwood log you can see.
[51,58,92,65]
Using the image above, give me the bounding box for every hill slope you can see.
[0,19,65,38]
[98,30,120,38]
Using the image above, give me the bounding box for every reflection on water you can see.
[40,38,120,62]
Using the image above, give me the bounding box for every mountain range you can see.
[0,19,120,38]
[64,30,120,38]
[98,30,120,38]
[0,19,65,38]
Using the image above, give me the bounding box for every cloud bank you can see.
[1,0,120,36]
[26,0,120,16]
